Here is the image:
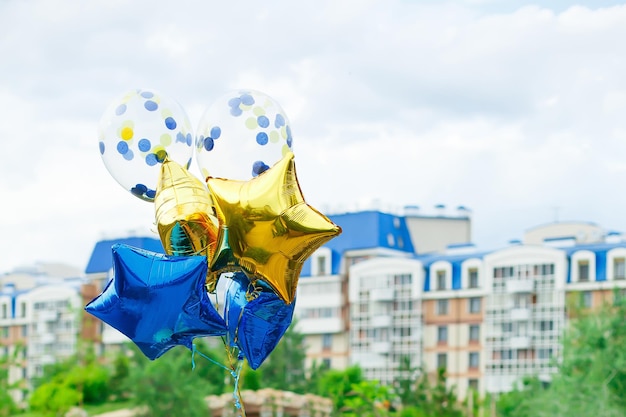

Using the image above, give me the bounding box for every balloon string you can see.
[190,344,247,417]
[191,343,231,373]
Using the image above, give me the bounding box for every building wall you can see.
[405,215,471,254]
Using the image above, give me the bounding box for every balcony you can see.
[510,307,531,321]
[371,288,394,302]
[506,279,534,293]
[36,311,58,322]
[371,315,392,328]
[510,336,531,349]
[371,341,391,354]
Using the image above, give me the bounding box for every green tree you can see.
[316,365,364,415]
[342,379,396,417]
[497,291,626,417]
[0,350,18,417]
[127,344,221,417]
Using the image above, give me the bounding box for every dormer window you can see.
[578,261,590,282]
[311,247,332,276]
[469,268,479,289]
[436,270,446,290]
[615,258,626,280]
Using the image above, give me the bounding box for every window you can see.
[322,334,332,350]
[578,261,590,282]
[20,302,26,318]
[469,325,480,342]
[0,327,8,338]
[317,256,327,276]
[1,304,6,319]
[539,321,554,331]
[468,379,479,391]
[581,291,592,308]
[436,270,446,290]
[615,258,626,280]
[21,325,28,337]
[437,326,448,344]
[501,322,512,333]
[538,348,553,359]
[469,268,479,288]
[469,352,479,369]
[322,358,331,369]
[468,297,481,313]
[436,299,449,315]
[437,353,447,370]
[501,350,512,360]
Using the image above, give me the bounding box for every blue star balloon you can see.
[85,243,227,360]
[224,273,296,369]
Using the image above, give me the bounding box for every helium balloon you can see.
[85,244,227,360]
[195,89,293,181]
[98,89,194,202]
[154,158,220,291]
[224,273,295,370]
[207,151,342,304]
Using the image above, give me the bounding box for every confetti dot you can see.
[131,183,148,197]
[99,141,105,154]
[144,100,158,111]
[115,104,127,116]
[117,141,129,154]
[274,114,285,128]
[245,117,258,129]
[252,160,269,176]
[186,133,192,146]
[256,132,268,145]
[280,126,287,139]
[210,126,221,139]
[253,106,265,116]
[138,139,151,152]
[160,134,172,146]
[123,149,134,161]
[228,97,241,108]
[146,154,158,166]
[257,115,269,128]
[121,127,134,140]
[204,137,214,151]
[176,132,185,143]
[140,91,154,99]
[146,189,156,199]
[164,117,177,130]
[240,93,255,106]
[155,148,167,162]
[230,107,243,117]
[269,131,279,143]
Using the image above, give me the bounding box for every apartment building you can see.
[0,264,83,404]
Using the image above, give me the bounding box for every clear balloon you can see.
[98,89,194,202]
[195,89,294,181]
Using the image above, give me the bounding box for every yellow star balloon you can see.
[154,159,220,291]
[206,152,341,304]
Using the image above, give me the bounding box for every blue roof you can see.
[563,242,626,283]
[418,251,489,292]
[85,237,164,274]
[300,211,415,276]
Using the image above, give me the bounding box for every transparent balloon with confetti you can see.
[98,89,194,202]
[195,89,294,181]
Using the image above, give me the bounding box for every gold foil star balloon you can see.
[207,151,341,304]
[155,158,220,291]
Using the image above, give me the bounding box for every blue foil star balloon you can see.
[85,244,227,360]
[224,273,296,369]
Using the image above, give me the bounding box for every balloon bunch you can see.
[86,89,341,411]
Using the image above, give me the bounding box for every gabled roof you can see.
[85,236,163,274]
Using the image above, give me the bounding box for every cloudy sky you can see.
[1,0,626,273]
